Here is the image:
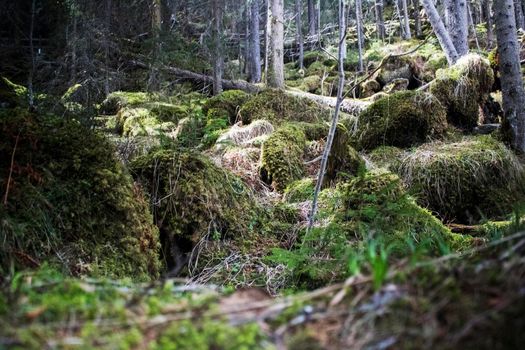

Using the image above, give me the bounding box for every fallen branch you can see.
[3,131,20,206]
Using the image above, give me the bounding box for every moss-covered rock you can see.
[360,79,381,98]
[100,91,152,115]
[376,56,413,86]
[396,136,525,223]
[118,107,177,137]
[202,90,250,124]
[335,171,470,254]
[0,77,28,108]
[0,109,160,280]
[303,51,326,67]
[239,89,331,125]
[430,54,494,129]
[325,123,365,185]
[366,146,405,170]
[283,178,315,203]
[355,90,448,150]
[260,124,307,191]
[130,149,265,270]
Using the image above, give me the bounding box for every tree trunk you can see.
[308,0,317,36]
[401,0,412,39]
[296,0,305,69]
[212,0,223,95]
[249,0,262,83]
[445,0,469,56]
[356,0,364,72]
[148,0,162,91]
[375,0,386,40]
[340,0,347,59]
[268,0,284,88]
[104,0,112,96]
[421,0,459,64]
[485,0,494,48]
[515,0,525,29]
[413,0,422,37]
[494,0,525,152]
[307,0,348,233]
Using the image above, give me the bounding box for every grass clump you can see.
[430,54,494,129]
[260,124,307,191]
[239,89,330,126]
[0,109,161,280]
[396,136,525,223]
[355,90,448,150]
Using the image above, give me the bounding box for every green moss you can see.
[0,77,28,107]
[284,178,315,203]
[130,149,265,268]
[430,54,494,129]
[325,123,365,185]
[100,91,152,114]
[305,61,327,77]
[202,90,250,123]
[303,51,326,67]
[119,107,176,137]
[240,89,331,126]
[0,109,161,280]
[336,171,466,255]
[260,124,307,191]
[356,90,448,150]
[396,136,525,223]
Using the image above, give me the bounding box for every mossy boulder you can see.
[303,51,326,67]
[325,123,365,185]
[260,124,307,191]
[0,109,160,279]
[396,136,525,223]
[355,90,448,150]
[202,90,250,124]
[376,56,413,86]
[118,107,176,137]
[335,171,470,254]
[283,178,315,203]
[366,146,405,170]
[0,77,28,108]
[430,54,494,129]
[100,91,152,115]
[240,89,330,126]
[360,79,381,98]
[130,149,265,269]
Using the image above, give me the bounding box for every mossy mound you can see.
[325,123,365,185]
[260,124,307,191]
[0,109,160,280]
[0,77,28,108]
[336,171,469,254]
[202,90,250,124]
[239,89,330,126]
[397,136,525,223]
[118,107,177,137]
[355,90,448,150]
[366,146,405,170]
[283,178,315,203]
[130,149,265,269]
[100,91,153,115]
[430,54,494,129]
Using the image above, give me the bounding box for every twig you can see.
[3,131,20,206]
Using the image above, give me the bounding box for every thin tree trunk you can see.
[401,0,412,39]
[148,0,162,91]
[421,0,459,64]
[264,0,271,84]
[104,0,112,96]
[395,0,406,38]
[356,0,364,72]
[340,0,347,59]
[413,0,422,37]
[375,0,386,40]
[308,0,317,36]
[249,0,262,82]
[212,0,224,95]
[494,0,525,152]
[69,3,78,85]
[296,0,305,69]
[485,0,494,48]
[268,0,284,88]
[467,1,481,51]
[307,0,347,234]
[28,0,36,108]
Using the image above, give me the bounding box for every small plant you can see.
[366,241,390,291]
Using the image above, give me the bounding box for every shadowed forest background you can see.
[1,0,525,349]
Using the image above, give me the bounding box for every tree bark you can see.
[148,0,162,91]
[401,0,412,39]
[445,0,469,56]
[421,0,459,64]
[212,0,224,95]
[356,0,364,72]
[494,0,525,152]
[308,0,317,36]
[296,0,305,69]
[515,0,525,29]
[268,0,284,88]
[375,0,386,40]
[485,0,494,48]
[249,0,262,83]
[412,0,422,37]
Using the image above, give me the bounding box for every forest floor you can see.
[2,38,525,349]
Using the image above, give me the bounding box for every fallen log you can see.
[130,61,370,115]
